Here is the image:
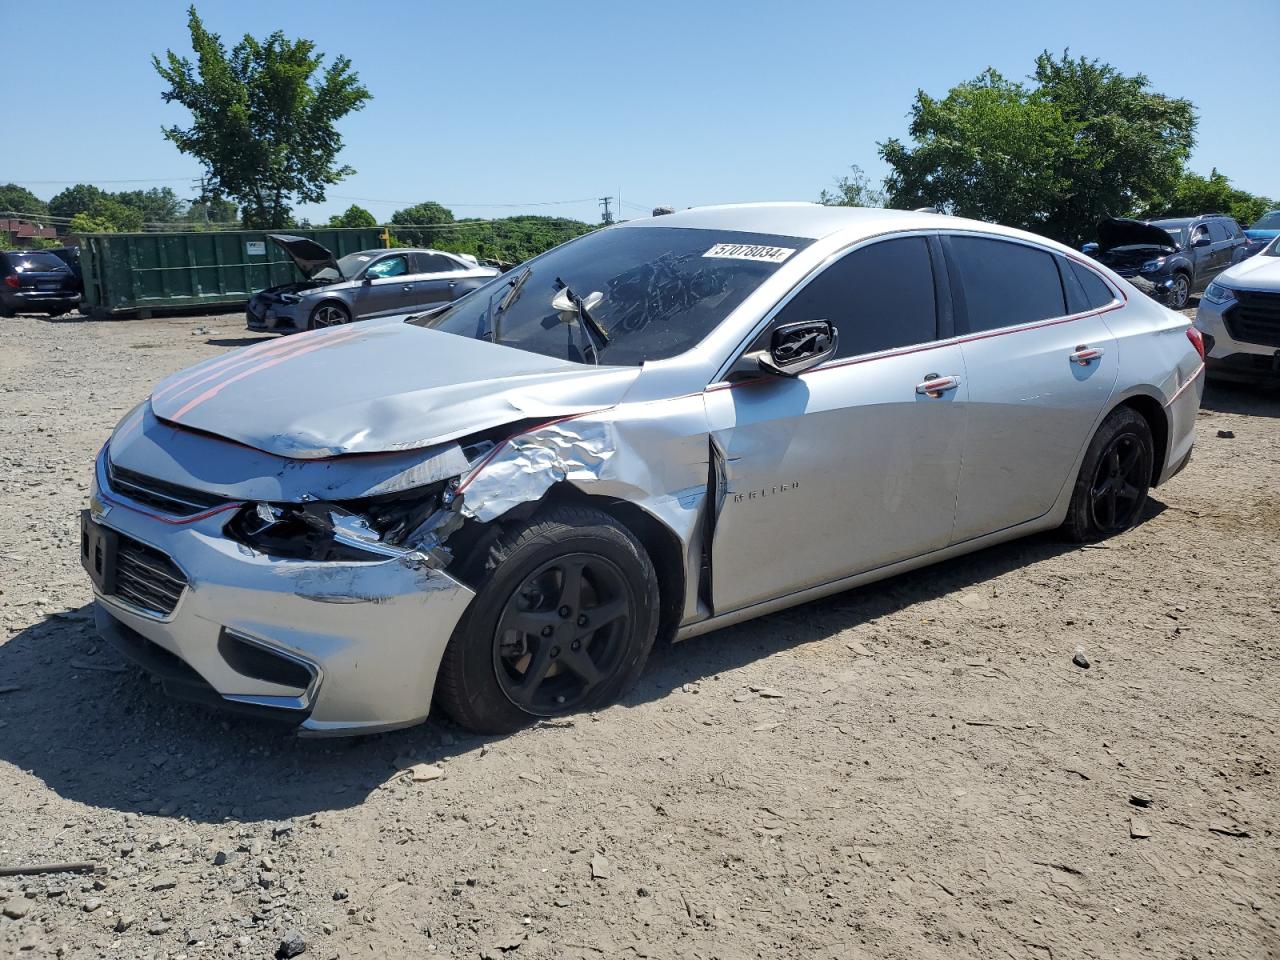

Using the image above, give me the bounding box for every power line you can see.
[6,177,195,185]
[329,194,599,208]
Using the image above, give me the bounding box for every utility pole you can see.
[598,196,614,225]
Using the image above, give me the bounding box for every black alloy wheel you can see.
[492,553,634,714]
[1088,434,1148,534]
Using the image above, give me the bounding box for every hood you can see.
[1096,218,1180,252]
[1245,228,1280,240]
[148,318,642,458]
[268,234,341,279]
[1217,251,1280,293]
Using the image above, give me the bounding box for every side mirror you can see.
[1081,242,1099,255]
[1192,235,1211,248]
[730,320,839,379]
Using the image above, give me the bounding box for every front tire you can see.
[1061,406,1154,543]
[308,301,351,329]
[1168,273,1191,310]
[436,505,659,734]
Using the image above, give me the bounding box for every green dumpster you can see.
[78,227,384,318]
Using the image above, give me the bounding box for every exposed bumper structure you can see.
[246,295,306,333]
[86,457,475,736]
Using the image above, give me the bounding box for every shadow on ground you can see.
[0,502,1164,825]
[1201,378,1280,418]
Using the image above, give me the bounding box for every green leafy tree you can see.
[430,216,595,264]
[153,6,371,228]
[818,164,886,207]
[115,187,186,223]
[879,52,1197,246]
[68,212,118,234]
[49,184,144,231]
[1138,169,1273,227]
[329,204,378,228]
[389,202,454,245]
[185,196,239,225]
[0,184,48,218]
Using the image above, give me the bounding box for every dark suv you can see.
[1,250,82,317]
[1085,214,1249,309]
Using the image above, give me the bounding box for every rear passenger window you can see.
[1207,221,1230,242]
[772,236,937,359]
[947,236,1066,333]
[416,253,459,273]
[1069,261,1116,310]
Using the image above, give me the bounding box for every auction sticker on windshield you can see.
[702,243,796,263]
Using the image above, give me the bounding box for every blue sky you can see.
[6,0,1277,225]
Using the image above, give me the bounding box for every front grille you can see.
[107,459,226,517]
[113,535,188,617]
[1225,290,1280,348]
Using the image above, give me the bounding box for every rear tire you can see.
[308,301,351,329]
[436,505,659,734]
[1061,406,1154,543]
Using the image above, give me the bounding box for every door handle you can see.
[915,374,961,398]
[448,280,457,287]
[1069,345,1105,365]
[402,284,413,291]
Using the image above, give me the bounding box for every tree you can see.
[879,52,1197,246]
[389,202,454,246]
[0,184,48,218]
[115,187,186,223]
[429,216,595,264]
[818,164,886,208]
[68,212,118,235]
[1138,169,1273,227]
[329,204,377,228]
[153,6,371,229]
[49,184,144,231]
[185,196,239,225]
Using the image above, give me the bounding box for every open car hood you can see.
[148,319,641,459]
[268,234,342,279]
[1096,218,1180,252]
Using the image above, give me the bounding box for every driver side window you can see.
[769,236,939,359]
[366,255,408,279]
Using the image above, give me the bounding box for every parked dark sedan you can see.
[1,250,82,317]
[1085,215,1248,309]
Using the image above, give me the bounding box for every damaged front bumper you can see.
[85,458,475,736]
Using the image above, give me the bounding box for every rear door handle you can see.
[1070,345,1105,365]
[915,374,961,397]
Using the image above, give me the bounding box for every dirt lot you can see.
[0,309,1277,960]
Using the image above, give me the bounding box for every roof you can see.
[616,201,1031,244]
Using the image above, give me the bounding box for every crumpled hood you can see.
[268,234,342,279]
[148,318,642,458]
[1096,218,1180,252]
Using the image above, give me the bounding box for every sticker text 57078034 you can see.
[702,243,796,264]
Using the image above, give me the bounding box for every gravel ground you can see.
[1,309,1277,960]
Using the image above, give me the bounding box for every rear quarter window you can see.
[1069,261,1118,310]
[946,236,1066,333]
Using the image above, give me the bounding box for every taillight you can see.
[3,275,18,289]
[1186,325,1206,360]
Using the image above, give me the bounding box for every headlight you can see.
[1140,258,1166,272]
[278,293,303,304]
[223,481,462,565]
[1203,282,1236,305]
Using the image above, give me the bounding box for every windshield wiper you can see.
[475,266,531,342]
[553,277,610,364]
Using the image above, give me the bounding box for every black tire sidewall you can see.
[1064,407,1154,542]
[440,509,659,733]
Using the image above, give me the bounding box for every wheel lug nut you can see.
[559,605,571,618]
[541,625,553,637]
[577,614,588,627]
[550,646,560,658]
[571,640,581,651]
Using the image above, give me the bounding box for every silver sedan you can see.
[83,204,1205,735]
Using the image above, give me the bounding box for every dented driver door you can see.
[703,344,968,615]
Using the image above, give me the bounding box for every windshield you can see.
[1150,222,1188,247]
[410,226,812,365]
[1252,211,1280,231]
[1265,236,1280,257]
[314,251,377,281]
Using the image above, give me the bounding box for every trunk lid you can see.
[148,318,642,458]
[268,234,343,280]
